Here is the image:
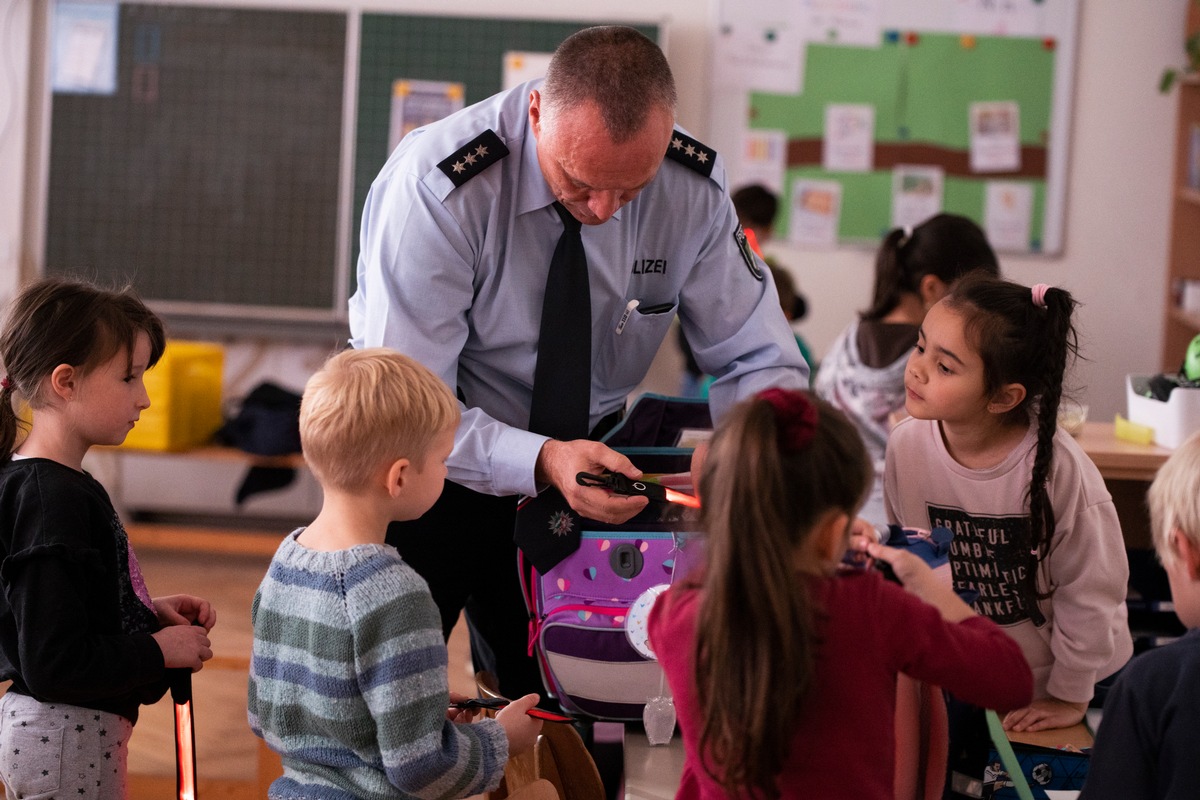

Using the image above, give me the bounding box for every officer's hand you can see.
[536,439,648,524]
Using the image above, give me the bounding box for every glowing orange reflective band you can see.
[175,700,196,800]
[663,488,701,509]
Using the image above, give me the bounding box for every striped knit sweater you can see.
[248,530,508,799]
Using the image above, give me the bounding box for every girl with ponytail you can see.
[648,389,1031,799]
[886,274,1132,793]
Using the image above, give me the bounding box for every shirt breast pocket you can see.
[598,301,677,391]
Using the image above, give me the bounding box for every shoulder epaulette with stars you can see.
[437,130,510,187]
[665,130,715,178]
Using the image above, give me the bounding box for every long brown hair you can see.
[0,277,165,464]
[693,390,871,798]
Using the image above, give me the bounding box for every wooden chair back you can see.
[476,671,606,800]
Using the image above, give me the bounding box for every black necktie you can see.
[528,201,592,441]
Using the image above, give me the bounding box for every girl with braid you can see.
[885,275,1132,793]
[816,214,999,536]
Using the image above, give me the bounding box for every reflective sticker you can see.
[734,226,764,281]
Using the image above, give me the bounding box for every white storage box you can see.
[1126,374,1200,448]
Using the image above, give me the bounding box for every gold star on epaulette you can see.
[437,130,510,187]
[665,130,716,178]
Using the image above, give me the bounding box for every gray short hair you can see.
[541,26,677,143]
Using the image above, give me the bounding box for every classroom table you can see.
[1074,421,1172,550]
[1074,422,1171,482]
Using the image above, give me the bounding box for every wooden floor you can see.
[125,523,477,799]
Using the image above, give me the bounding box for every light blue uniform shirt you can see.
[350,81,808,497]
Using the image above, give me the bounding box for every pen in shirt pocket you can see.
[616,299,675,334]
[615,299,639,334]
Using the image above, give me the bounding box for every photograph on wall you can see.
[737,129,789,193]
[388,79,466,155]
[51,1,118,94]
[788,178,842,247]
[984,181,1034,252]
[822,103,876,172]
[969,101,1021,173]
[891,165,943,229]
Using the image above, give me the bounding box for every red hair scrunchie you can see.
[757,387,819,453]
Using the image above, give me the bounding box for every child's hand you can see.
[446,691,479,723]
[837,521,875,572]
[867,542,974,623]
[1002,697,1087,732]
[153,595,216,631]
[152,623,213,672]
[848,517,882,546]
[495,693,543,756]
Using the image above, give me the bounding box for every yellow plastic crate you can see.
[122,340,225,452]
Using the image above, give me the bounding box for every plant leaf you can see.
[1161,68,1179,94]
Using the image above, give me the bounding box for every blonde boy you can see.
[248,348,540,799]
[1081,430,1200,800]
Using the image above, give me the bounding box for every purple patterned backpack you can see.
[518,395,710,721]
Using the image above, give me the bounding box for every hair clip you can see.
[576,471,701,508]
[450,697,573,723]
[757,388,819,453]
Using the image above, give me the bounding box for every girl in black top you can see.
[0,278,216,799]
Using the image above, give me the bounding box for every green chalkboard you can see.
[44,3,347,314]
[39,3,659,319]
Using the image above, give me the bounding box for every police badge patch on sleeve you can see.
[734,225,764,281]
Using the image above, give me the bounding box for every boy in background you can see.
[679,183,814,395]
[1081,430,1200,800]
[248,348,541,799]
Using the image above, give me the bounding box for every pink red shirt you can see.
[648,569,1032,799]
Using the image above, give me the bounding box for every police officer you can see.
[350,26,808,701]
